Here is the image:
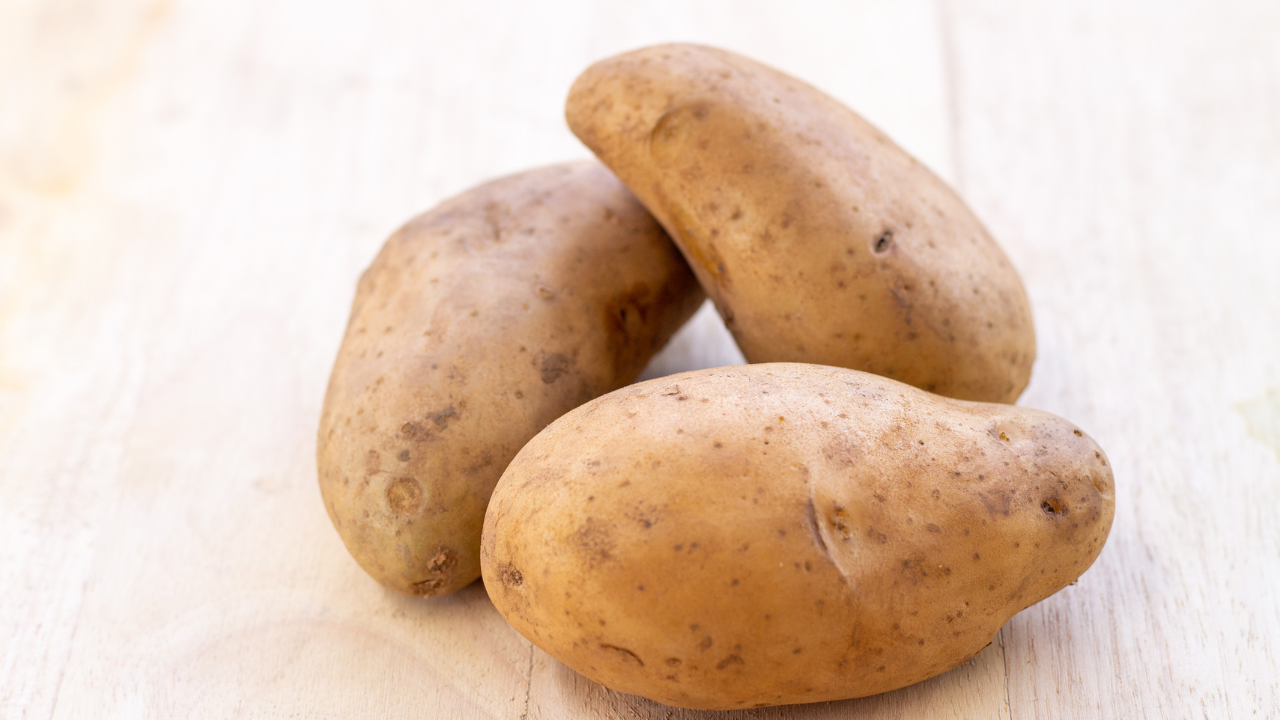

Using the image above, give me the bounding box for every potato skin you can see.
[317,162,704,596]
[481,364,1114,709]
[567,44,1035,403]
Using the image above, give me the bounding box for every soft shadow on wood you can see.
[531,632,1010,719]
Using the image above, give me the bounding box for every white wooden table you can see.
[3,1,1278,717]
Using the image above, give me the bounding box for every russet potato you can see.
[567,44,1036,402]
[481,363,1114,709]
[318,162,704,596]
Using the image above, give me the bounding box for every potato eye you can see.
[872,231,894,254]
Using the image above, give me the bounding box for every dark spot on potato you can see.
[429,406,457,430]
[699,636,713,651]
[397,450,410,462]
[540,353,571,384]
[575,518,616,567]
[715,650,745,670]
[465,452,495,475]
[386,477,423,514]
[873,230,894,254]
[1042,498,1066,516]
[666,657,682,667]
[501,566,523,586]
[1073,429,1083,436]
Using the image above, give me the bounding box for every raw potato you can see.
[567,44,1036,403]
[481,364,1114,710]
[317,162,704,596]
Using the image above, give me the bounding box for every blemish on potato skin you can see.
[409,545,458,596]
[715,648,745,670]
[399,421,430,441]
[539,353,571,384]
[429,405,457,429]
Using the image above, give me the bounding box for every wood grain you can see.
[1,0,1276,717]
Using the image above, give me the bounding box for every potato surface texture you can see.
[481,364,1114,709]
[318,162,704,596]
[566,44,1036,402]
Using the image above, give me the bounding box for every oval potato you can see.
[567,44,1036,402]
[481,363,1114,709]
[318,162,704,596]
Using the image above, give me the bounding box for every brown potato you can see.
[566,44,1036,403]
[481,363,1114,709]
[317,162,704,596]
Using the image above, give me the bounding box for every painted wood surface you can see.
[2,1,1277,717]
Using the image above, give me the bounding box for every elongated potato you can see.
[567,44,1035,402]
[318,162,704,596]
[481,364,1114,709]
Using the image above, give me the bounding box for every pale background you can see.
[2,1,1279,718]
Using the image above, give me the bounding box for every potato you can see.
[566,44,1036,403]
[317,162,704,596]
[481,363,1114,709]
